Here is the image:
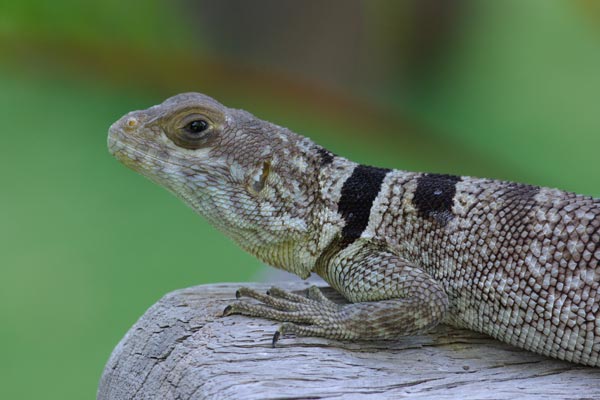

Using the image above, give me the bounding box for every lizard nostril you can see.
[125,117,139,129]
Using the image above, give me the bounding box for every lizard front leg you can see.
[224,240,449,343]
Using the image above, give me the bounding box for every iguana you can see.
[108,93,600,367]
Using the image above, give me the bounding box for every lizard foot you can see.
[223,286,344,346]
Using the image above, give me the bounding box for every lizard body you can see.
[108,93,600,367]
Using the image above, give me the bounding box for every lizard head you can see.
[108,92,323,277]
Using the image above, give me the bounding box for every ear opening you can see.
[250,160,271,193]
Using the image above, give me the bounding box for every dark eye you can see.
[168,117,216,149]
[185,119,209,135]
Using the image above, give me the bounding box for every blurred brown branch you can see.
[1,33,503,176]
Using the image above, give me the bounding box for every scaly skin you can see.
[108,93,600,367]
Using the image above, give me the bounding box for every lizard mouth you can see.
[107,122,129,156]
[107,137,147,173]
[107,127,206,175]
[107,121,159,172]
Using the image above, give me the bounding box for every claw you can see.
[227,286,343,340]
[272,330,281,347]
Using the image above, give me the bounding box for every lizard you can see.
[108,92,600,367]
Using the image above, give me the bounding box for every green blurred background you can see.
[1,1,599,398]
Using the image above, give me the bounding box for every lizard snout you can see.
[107,111,145,156]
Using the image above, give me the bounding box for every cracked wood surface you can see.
[98,282,600,400]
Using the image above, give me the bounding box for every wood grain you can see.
[98,282,600,400]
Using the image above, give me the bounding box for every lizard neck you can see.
[248,240,318,280]
[238,142,341,279]
[243,147,359,279]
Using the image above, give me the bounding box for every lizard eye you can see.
[185,119,209,136]
[166,109,222,150]
[166,117,215,149]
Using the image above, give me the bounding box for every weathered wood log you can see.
[98,282,600,399]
